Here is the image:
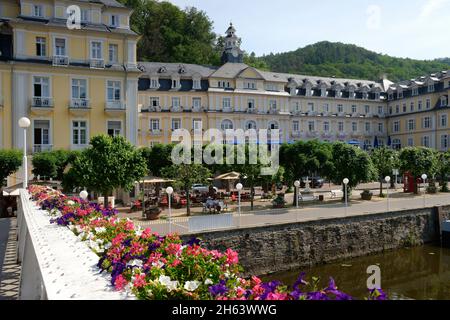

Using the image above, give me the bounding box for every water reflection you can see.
[262,244,450,300]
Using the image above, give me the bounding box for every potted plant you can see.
[360,189,373,201]
[144,206,162,220]
[272,193,286,208]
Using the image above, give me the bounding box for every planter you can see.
[145,207,162,220]
[360,191,373,201]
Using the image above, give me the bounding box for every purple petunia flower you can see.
[208,280,228,297]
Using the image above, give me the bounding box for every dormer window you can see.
[349,90,355,99]
[398,91,403,99]
[441,96,448,107]
[412,87,419,96]
[321,88,327,97]
[244,81,256,90]
[428,83,435,92]
[81,9,89,22]
[375,92,380,100]
[33,5,43,17]
[172,79,180,89]
[362,92,368,100]
[335,90,342,98]
[110,15,119,27]
[158,67,167,73]
[179,66,186,74]
[150,78,159,89]
[388,93,394,100]
[193,79,201,90]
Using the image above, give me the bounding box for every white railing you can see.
[89,59,105,69]
[188,214,233,233]
[31,97,53,108]
[16,189,131,300]
[105,101,125,110]
[70,99,90,109]
[222,106,234,113]
[33,144,53,153]
[52,56,69,67]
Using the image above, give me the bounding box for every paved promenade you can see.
[0,218,21,300]
[137,192,450,235]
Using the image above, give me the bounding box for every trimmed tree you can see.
[140,144,174,177]
[436,151,450,192]
[370,147,399,196]
[64,135,147,206]
[0,150,23,217]
[162,164,211,216]
[329,142,376,201]
[399,147,438,194]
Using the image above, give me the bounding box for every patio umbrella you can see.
[373,136,379,149]
[387,136,392,147]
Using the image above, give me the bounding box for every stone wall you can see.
[184,206,450,276]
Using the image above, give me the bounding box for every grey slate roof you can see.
[74,0,128,9]
[138,62,218,78]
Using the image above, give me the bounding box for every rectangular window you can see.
[393,121,400,133]
[441,135,448,150]
[418,100,423,110]
[352,105,357,113]
[412,88,419,96]
[172,119,181,130]
[269,100,277,110]
[402,104,407,112]
[365,122,370,132]
[337,104,343,113]
[36,37,46,57]
[81,9,89,22]
[107,80,121,101]
[107,121,122,137]
[364,105,370,114]
[426,99,431,109]
[72,121,87,145]
[110,15,118,27]
[293,121,299,132]
[91,41,102,59]
[108,44,118,63]
[308,102,314,112]
[398,91,403,99]
[408,138,414,147]
[193,119,202,131]
[422,136,430,147]
[223,98,231,109]
[172,79,179,89]
[428,84,435,93]
[150,97,159,107]
[323,104,329,112]
[441,114,448,127]
[33,76,50,97]
[150,119,160,131]
[54,38,66,56]
[338,122,344,132]
[193,79,201,90]
[378,106,383,114]
[308,121,315,132]
[408,119,415,131]
[352,122,357,132]
[244,81,256,89]
[71,79,87,99]
[34,120,50,146]
[150,79,159,89]
[33,5,43,17]
[423,117,431,129]
[193,97,201,109]
[395,105,399,113]
[410,102,414,112]
[324,122,330,132]
[378,123,383,132]
[248,99,255,110]
[172,97,181,108]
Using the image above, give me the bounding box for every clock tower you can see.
[221,23,244,64]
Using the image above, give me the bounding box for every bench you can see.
[298,193,318,203]
[330,190,344,199]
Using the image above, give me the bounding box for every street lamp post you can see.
[166,187,174,234]
[385,176,391,212]
[18,117,31,189]
[236,183,243,227]
[294,180,300,222]
[421,174,427,208]
[343,178,349,215]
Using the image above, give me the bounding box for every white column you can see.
[125,79,138,145]
[12,72,30,149]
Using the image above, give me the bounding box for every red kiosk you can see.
[403,171,415,193]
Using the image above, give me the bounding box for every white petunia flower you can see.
[184,281,201,292]
[127,259,143,268]
[204,279,213,285]
[159,275,179,292]
[95,227,106,233]
[67,200,75,206]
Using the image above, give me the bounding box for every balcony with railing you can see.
[33,144,53,153]
[70,99,90,109]
[222,106,234,113]
[105,101,125,114]
[90,59,105,69]
[149,129,163,136]
[32,97,53,108]
[52,56,69,67]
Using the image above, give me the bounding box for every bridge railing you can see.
[16,189,132,300]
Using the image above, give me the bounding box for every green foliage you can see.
[329,142,375,191]
[32,150,75,181]
[370,147,399,196]
[0,150,22,185]
[280,140,333,185]
[399,147,438,179]
[260,41,450,82]
[63,135,147,197]
[140,144,175,177]
[162,163,211,215]
[118,0,220,65]
[435,151,450,192]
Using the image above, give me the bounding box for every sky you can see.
[167,0,450,60]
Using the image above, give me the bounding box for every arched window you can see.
[221,119,234,131]
[246,121,257,130]
[392,139,401,150]
[268,121,279,130]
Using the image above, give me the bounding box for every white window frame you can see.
[292,121,299,132]
[393,121,400,133]
[171,118,181,131]
[33,5,43,17]
[106,80,122,102]
[53,37,67,56]
[107,120,122,137]
[71,120,89,146]
[36,37,46,57]
[192,97,201,109]
[71,78,88,99]
[90,40,103,60]
[150,97,159,108]
[150,119,160,131]
[33,76,51,98]
[221,119,234,131]
[108,43,118,64]
[32,119,52,148]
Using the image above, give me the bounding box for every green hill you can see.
[259,42,450,82]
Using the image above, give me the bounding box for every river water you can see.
[262,244,450,300]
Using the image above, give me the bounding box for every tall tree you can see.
[162,163,211,216]
[140,144,175,177]
[370,147,399,196]
[64,135,147,206]
[436,151,450,192]
[399,147,438,194]
[329,142,375,201]
[0,150,22,217]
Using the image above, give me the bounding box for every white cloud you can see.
[420,0,450,21]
